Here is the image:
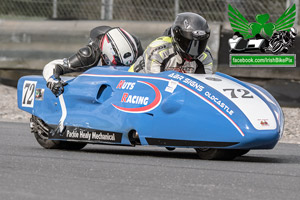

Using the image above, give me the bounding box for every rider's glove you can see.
[46,77,67,97]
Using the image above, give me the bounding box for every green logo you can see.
[228,4,296,39]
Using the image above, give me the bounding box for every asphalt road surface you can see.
[1,122,300,200]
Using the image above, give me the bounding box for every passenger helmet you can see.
[171,12,210,61]
[289,27,297,39]
[101,28,138,66]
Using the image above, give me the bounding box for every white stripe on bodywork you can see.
[190,74,277,130]
[250,85,277,107]
[250,85,280,122]
[58,94,67,133]
[80,73,245,136]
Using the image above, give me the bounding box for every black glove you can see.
[46,78,68,97]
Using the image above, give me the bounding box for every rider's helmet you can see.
[289,27,297,39]
[100,28,138,66]
[171,12,210,61]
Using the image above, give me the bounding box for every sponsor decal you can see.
[121,93,149,105]
[259,119,269,126]
[169,73,205,92]
[116,80,136,90]
[183,78,204,92]
[35,88,44,101]
[169,72,234,116]
[165,80,178,93]
[112,81,162,113]
[205,91,234,116]
[168,73,185,81]
[22,80,37,108]
[49,126,122,143]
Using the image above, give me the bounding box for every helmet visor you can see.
[175,34,208,59]
[173,27,209,59]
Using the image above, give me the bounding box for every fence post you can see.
[101,0,114,20]
[174,0,179,17]
[52,0,57,19]
[101,0,105,20]
[108,0,113,20]
[286,0,299,25]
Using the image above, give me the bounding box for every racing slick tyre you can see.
[30,115,87,150]
[194,148,249,160]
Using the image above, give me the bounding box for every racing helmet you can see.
[289,27,297,39]
[100,28,138,66]
[171,12,210,61]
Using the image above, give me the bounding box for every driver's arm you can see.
[43,43,100,82]
[198,46,214,74]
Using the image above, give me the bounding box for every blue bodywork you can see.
[17,66,284,150]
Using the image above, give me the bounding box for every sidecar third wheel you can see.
[195,148,240,160]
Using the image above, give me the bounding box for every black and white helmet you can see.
[171,12,210,61]
[289,27,297,39]
[101,28,138,66]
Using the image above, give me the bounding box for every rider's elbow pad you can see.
[68,45,99,68]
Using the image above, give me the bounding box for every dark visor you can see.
[174,34,208,58]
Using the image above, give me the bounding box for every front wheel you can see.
[195,148,250,160]
[30,116,87,150]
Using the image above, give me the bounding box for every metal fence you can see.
[0,0,299,24]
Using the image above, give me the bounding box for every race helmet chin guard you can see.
[171,12,210,61]
[100,28,138,66]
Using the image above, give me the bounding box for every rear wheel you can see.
[30,115,87,150]
[195,148,249,160]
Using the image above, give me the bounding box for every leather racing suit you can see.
[129,27,213,74]
[43,26,144,82]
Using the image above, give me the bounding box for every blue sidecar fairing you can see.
[17,66,284,150]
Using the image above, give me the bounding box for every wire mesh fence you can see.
[0,0,298,24]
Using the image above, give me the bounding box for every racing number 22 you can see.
[22,81,37,108]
